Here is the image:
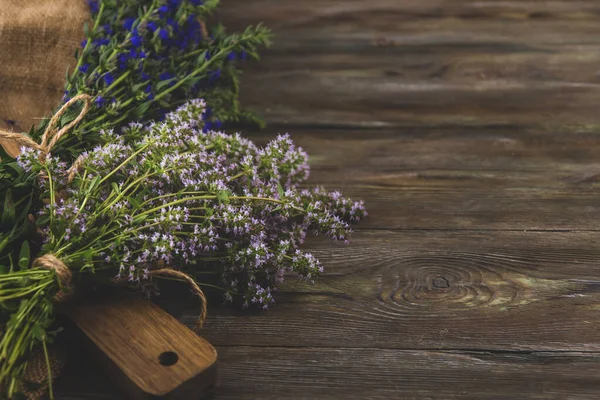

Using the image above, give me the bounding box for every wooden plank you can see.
[216,1,600,128]
[245,128,600,230]
[219,1,600,28]
[189,230,600,352]
[54,346,600,400]
[213,347,600,400]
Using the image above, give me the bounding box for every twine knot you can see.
[32,254,73,302]
[0,94,91,163]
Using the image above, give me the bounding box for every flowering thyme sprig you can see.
[19,99,366,307]
[0,0,271,272]
[1,99,366,397]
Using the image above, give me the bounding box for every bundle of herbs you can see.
[0,0,272,268]
[0,0,368,398]
[1,99,366,397]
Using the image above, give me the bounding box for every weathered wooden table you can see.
[55,1,600,399]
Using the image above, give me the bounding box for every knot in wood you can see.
[432,276,450,289]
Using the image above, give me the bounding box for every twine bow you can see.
[1,93,208,326]
[0,94,92,161]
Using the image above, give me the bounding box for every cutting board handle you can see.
[61,294,218,399]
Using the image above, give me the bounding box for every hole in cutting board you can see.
[158,351,179,366]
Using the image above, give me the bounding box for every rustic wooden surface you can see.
[54,1,600,399]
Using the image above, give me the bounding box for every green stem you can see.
[138,192,210,209]
[0,280,53,302]
[104,70,131,93]
[70,3,105,86]
[153,47,232,101]
[136,195,217,217]
[42,338,54,400]
[99,142,152,186]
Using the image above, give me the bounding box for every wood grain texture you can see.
[194,230,600,352]
[53,346,600,400]
[63,294,217,399]
[54,0,600,398]
[250,128,600,230]
[217,0,600,129]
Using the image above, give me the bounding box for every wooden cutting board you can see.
[60,294,218,399]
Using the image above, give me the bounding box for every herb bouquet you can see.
[1,0,272,268]
[0,0,367,398]
[1,99,366,398]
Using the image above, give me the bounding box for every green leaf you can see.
[36,214,50,227]
[155,78,177,92]
[132,214,147,226]
[217,190,230,204]
[111,182,121,195]
[86,175,102,195]
[31,325,46,341]
[133,102,151,118]
[277,181,284,198]
[128,196,140,209]
[0,235,9,253]
[1,189,15,226]
[19,241,30,269]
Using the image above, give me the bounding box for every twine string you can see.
[149,269,208,328]
[31,254,73,302]
[0,94,92,161]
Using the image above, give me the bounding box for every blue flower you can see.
[227,52,236,61]
[124,17,136,31]
[103,24,113,35]
[95,95,106,107]
[214,120,222,129]
[103,73,115,87]
[131,33,143,48]
[141,73,150,81]
[147,21,158,33]
[93,38,110,47]
[166,18,179,33]
[176,37,189,50]
[145,85,155,100]
[79,64,90,73]
[137,50,147,59]
[209,69,221,82]
[159,72,176,87]
[81,39,88,48]
[87,0,99,14]
[240,50,247,60]
[159,28,169,41]
[118,53,129,70]
[205,51,211,60]
[157,5,169,15]
[190,0,203,5]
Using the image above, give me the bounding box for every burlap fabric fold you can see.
[0,0,89,155]
[0,1,89,397]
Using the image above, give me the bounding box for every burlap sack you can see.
[1,1,89,396]
[0,0,90,156]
